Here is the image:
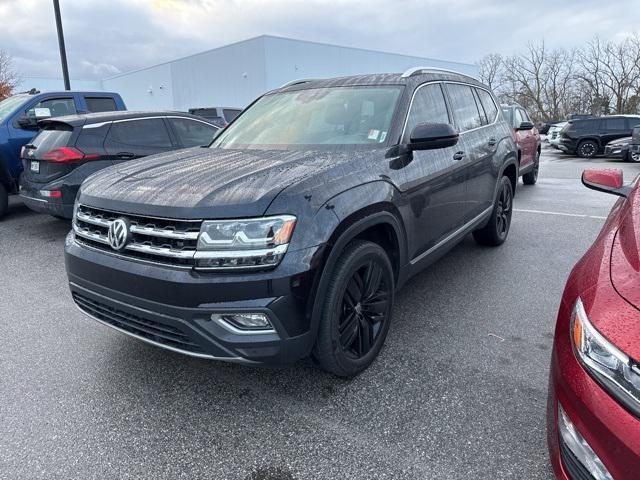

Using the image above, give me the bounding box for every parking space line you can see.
[514,208,607,220]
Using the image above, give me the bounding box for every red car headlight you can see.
[571,298,640,417]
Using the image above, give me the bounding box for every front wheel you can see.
[313,240,394,377]
[630,150,640,163]
[522,151,540,185]
[473,176,513,246]
[0,182,7,219]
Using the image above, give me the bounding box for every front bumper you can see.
[65,232,324,365]
[604,145,628,159]
[547,302,640,479]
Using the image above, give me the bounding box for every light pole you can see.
[53,0,70,90]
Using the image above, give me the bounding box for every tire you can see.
[577,140,598,158]
[313,240,394,377]
[630,150,640,163]
[522,150,540,185]
[473,176,513,247]
[0,182,7,219]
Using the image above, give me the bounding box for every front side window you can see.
[213,86,403,149]
[108,118,172,147]
[170,118,218,147]
[404,83,450,140]
[446,83,483,132]
[29,97,76,118]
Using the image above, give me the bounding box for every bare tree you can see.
[477,53,505,91]
[0,50,20,100]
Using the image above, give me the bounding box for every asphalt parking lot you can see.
[1,146,638,480]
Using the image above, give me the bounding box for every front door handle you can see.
[116,152,135,159]
[453,151,465,161]
[488,138,497,146]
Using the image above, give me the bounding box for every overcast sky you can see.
[1,0,638,80]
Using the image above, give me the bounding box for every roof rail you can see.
[280,78,318,88]
[401,66,473,79]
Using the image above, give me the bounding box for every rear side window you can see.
[170,118,218,147]
[629,118,640,129]
[404,83,450,140]
[108,119,172,147]
[576,119,598,131]
[223,109,241,122]
[85,97,117,113]
[477,89,499,124]
[29,125,73,158]
[600,118,626,131]
[446,83,483,132]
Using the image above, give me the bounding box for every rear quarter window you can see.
[85,97,118,113]
[28,125,74,158]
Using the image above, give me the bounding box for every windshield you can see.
[0,95,27,122]
[213,86,402,149]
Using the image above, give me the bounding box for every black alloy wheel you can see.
[313,240,394,377]
[577,140,598,158]
[473,175,513,246]
[495,180,513,239]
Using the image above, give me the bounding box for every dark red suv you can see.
[547,168,640,479]
[501,105,541,185]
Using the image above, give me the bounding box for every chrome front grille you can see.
[73,204,202,268]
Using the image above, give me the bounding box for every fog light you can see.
[210,313,275,334]
[558,405,612,480]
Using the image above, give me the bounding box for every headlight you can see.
[194,215,296,271]
[571,298,640,416]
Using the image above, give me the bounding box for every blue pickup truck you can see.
[0,90,126,218]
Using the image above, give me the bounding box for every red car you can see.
[501,104,541,185]
[548,168,640,479]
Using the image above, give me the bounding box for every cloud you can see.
[0,0,638,80]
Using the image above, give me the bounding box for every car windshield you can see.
[212,86,403,149]
[0,95,27,121]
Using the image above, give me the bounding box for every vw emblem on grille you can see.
[107,218,131,251]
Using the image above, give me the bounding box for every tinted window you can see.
[576,119,599,131]
[170,118,218,147]
[29,125,74,158]
[478,89,499,124]
[629,117,640,128]
[28,97,76,118]
[601,118,626,131]
[223,109,241,122]
[109,119,172,147]
[404,83,450,140]
[446,83,483,132]
[85,97,117,113]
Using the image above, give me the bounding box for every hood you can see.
[79,146,360,219]
[608,137,632,146]
[611,185,640,310]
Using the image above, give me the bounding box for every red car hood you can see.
[611,186,640,310]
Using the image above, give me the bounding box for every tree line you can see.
[478,34,640,122]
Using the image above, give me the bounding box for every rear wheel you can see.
[0,182,7,219]
[473,176,513,246]
[577,140,598,158]
[522,151,540,185]
[313,240,394,377]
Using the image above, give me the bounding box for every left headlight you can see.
[571,298,640,416]
[194,215,296,271]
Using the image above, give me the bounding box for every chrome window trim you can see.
[82,115,219,130]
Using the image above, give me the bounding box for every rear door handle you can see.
[116,152,135,159]
[488,138,497,146]
[453,151,465,161]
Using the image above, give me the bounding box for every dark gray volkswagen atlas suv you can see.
[65,68,518,376]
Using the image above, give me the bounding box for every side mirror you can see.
[517,121,534,131]
[582,168,631,197]
[409,123,459,151]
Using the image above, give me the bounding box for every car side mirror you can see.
[409,123,459,151]
[582,168,631,197]
[517,121,534,131]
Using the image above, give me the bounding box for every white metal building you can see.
[100,35,478,111]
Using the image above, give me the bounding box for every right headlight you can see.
[571,298,640,416]
[194,215,296,271]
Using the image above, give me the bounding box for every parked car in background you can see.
[65,69,518,377]
[538,119,562,135]
[548,122,567,149]
[501,104,541,184]
[188,107,241,127]
[20,111,218,219]
[559,115,640,158]
[0,90,126,218]
[604,136,632,161]
[630,125,640,163]
[548,167,640,479]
